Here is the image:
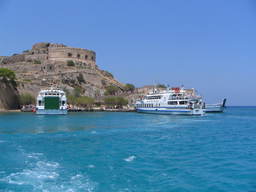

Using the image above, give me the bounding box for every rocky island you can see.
[0,42,149,111]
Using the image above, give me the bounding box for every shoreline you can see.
[0,109,136,113]
[0,109,21,113]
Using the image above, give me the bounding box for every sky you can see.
[0,0,256,105]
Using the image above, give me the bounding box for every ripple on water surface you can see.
[0,108,256,191]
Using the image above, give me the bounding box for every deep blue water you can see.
[0,107,256,192]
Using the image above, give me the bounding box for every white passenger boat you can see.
[205,99,226,113]
[135,87,205,115]
[36,88,68,115]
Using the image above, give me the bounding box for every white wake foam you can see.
[124,155,136,162]
[1,151,97,192]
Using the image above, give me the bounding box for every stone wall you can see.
[48,46,96,68]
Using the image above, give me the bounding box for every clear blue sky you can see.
[1,0,256,105]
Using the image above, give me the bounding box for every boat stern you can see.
[192,108,205,116]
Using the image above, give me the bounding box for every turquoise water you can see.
[0,107,256,192]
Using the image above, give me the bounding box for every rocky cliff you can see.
[0,42,124,99]
[0,80,20,110]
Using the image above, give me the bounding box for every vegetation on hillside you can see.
[77,73,85,84]
[33,60,41,64]
[102,70,114,78]
[68,95,95,107]
[104,85,119,95]
[104,96,128,108]
[0,68,16,81]
[67,60,75,66]
[124,83,135,92]
[156,84,167,89]
[67,87,95,108]
[76,96,94,107]
[73,87,82,97]
[66,85,128,108]
[19,93,35,105]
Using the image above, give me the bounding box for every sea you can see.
[0,107,255,192]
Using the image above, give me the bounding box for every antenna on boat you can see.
[222,98,227,108]
[153,81,157,93]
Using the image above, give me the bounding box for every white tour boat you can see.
[36,88,68,115]
[135,87,205,115]
[205,98,226,113]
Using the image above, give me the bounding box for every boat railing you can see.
[206,104,221,107]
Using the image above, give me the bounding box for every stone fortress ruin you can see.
[0,42,123,97]
[25,42,97,73]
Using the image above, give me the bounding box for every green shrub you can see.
[77,96,94,107]
[67,95,77,105]
[104,85,119,95]
[33,60,41,64]
[0,68,16,81]
[19,93,35,105]
[73,87,82,97]
[67,95,94,107]
[67,60,75,66]
[124,83,135,92]
[23,79,32,82]
[103,70,114,78]
[77,73,85,84]
[104,96,128,107]
[156,84,167,89]
[101,79,106,86]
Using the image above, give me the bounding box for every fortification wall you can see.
[25,54,48,62]
[48,46,96,68]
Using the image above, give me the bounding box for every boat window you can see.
[147,96,161,100]
[38,100,42,106]
[179,101,188,105]
[168,101,178,105]
[62,101,65,105]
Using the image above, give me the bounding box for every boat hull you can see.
[136,108,204,115]
[205,99,226,113]
[205,106,224,113]
[36,109,68,115]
